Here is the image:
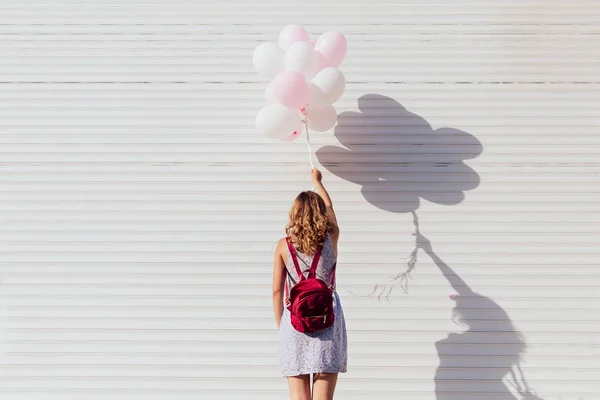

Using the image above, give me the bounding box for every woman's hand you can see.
[311,168,323,185]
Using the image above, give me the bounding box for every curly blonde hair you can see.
[286,191,332,255]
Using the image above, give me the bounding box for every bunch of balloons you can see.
[253,25,347,142]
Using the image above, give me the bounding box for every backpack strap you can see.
[286,238,325,280]
[284,269,291,306]
[285,237,304,281]
[307,246,322,279]
[284,238,300,307]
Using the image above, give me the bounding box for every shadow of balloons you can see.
[316,94,483,214]
[316,94,483,296]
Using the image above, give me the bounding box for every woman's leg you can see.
[288,374,311,400]
[312,373,338,400]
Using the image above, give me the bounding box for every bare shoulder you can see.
[277,237,287,249]
[276,237,288,258]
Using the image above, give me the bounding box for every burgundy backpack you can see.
[285,237,336,333]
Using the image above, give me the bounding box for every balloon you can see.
[305,104,337,132]
[256,104,303,139]
[265,85,276,103]
[308,84,329,106]
[252,42,284,79]
[282,130,302,142]
[309,67,345,104]
[314,31,347,67]
[279,25,310,50]
[313,51,329,76]
[284,41,317,79]
[266,70,309,110]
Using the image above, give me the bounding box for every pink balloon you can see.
[314,51,329,76]
[314,31,347,68]
[278,25,310,50]
[266,70,309,110]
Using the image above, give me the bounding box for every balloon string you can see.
[304,118,315,169]
[304,117,316,192]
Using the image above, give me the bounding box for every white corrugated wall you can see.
[1,1,599,399]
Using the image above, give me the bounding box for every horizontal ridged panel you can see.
[1,1,599,400]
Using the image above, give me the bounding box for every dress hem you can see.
[282,368,347,377]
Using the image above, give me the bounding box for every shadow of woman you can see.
[418,233,544,400]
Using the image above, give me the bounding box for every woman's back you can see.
[284,233,337,290]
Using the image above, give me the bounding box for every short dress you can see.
[278,233,348,377]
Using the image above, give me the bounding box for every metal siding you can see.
[1,1,599,399]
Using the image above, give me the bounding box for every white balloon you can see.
[310,67,346,104]
[284,41,317,80]
[256,104,303,139]
[308,83,329,106]
[305,104,337,132]
[253,43,284,79]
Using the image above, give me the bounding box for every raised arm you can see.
[418,233,473,297]
[311,168,333,207]
[311,168,340,253]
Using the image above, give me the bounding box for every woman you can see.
[272,168,348,400]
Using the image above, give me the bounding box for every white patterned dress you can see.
[278,233,348,377]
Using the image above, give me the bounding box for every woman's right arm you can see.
[312,168,340,252]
